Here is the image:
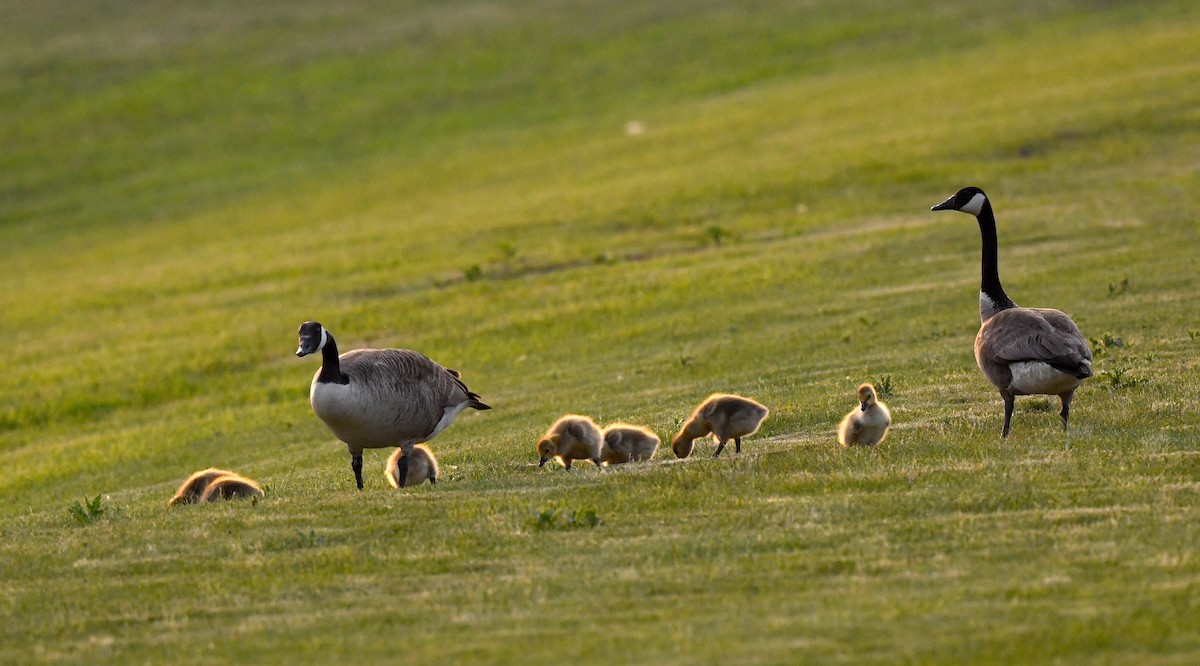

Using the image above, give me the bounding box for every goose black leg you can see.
[734,437,742,454]
[351,454,364,490]
[1001,393,1015,438]
[1058,390,1074,431]
[713,439,727,457]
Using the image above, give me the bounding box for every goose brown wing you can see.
[982,308,1092,378]
[338,349,473,436]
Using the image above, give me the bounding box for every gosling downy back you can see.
[600,423,660,464]
[199,474,264,502]
[385,444,440,487]
[169,468,237,506]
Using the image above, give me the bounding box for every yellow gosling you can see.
[600,423,660,464]
[671,393,769,459]
[837,383,892,447]
[536,414,603,470]
[385,444,440,487]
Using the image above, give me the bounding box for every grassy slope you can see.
[2,0,1199,663]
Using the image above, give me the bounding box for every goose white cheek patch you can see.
[960,192,987,216]
[318,327,328,351]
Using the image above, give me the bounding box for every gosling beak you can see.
[931,195,957,212]
[538,457,548,467]
[861,401,870,412]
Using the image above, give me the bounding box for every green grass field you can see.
[2,1,1199,663]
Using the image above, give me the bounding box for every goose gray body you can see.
[296,322,489,489]
[933,187,1091,436]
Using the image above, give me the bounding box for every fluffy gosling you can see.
[385,444,440,487]
[198,474,264,502]
[671,393,769,458]
[168,468,238,506]
[536,414,603,470]
[600,423,660,465]
[837,383,892,447]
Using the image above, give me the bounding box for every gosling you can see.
[168,468,237,506]
[385,444,440,487]
[198,474,264,502]
[671,393,769,458]
[600,423,660,465]
[536,414,603,470]
[837,383,892,447]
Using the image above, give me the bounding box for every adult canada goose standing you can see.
[296,321,490,489]
[931,187,1092,436]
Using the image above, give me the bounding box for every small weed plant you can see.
[68,494,106,525]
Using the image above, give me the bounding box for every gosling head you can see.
[536,436,559,467]
[296,321,328,357]
[670,435,693,459]
[857,383,878,412]
[931,186,988,216]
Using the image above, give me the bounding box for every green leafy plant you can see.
[68,494,105,525]
[1100,365,1142,390]
[1089,333,1126,357]
[531,507,602,530]
[874,374,895,399]
[1106,277,1129,298]
[295,529,326,548]
[705,225,729,246]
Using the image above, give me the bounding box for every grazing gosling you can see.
[837,383,892,447]
[671,393,769,459]
[198,474,264,502]
[168,468,238,506]
[385,444,440,488]
[536,414,603,470]
[600,423,660,465]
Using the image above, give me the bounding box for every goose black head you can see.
[296,321,328,357]
[931,186,988,216]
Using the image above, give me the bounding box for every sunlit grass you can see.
[2,0,1199,664]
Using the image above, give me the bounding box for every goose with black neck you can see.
[296,321,490,489]
[932,187,1092,437]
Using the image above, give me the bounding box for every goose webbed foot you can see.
[351,454,364,490]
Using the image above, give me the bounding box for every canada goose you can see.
[671,393,769,458]
[932,187,1092,436]
[837,383,892,447]
[168,468,237,506]
[296,321,490,489]
[600,423,660,464]
[384,444,439,488]
[199,474,264,502]
[536,414,603,470]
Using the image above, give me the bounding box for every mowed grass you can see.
[2,0,1200,663]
